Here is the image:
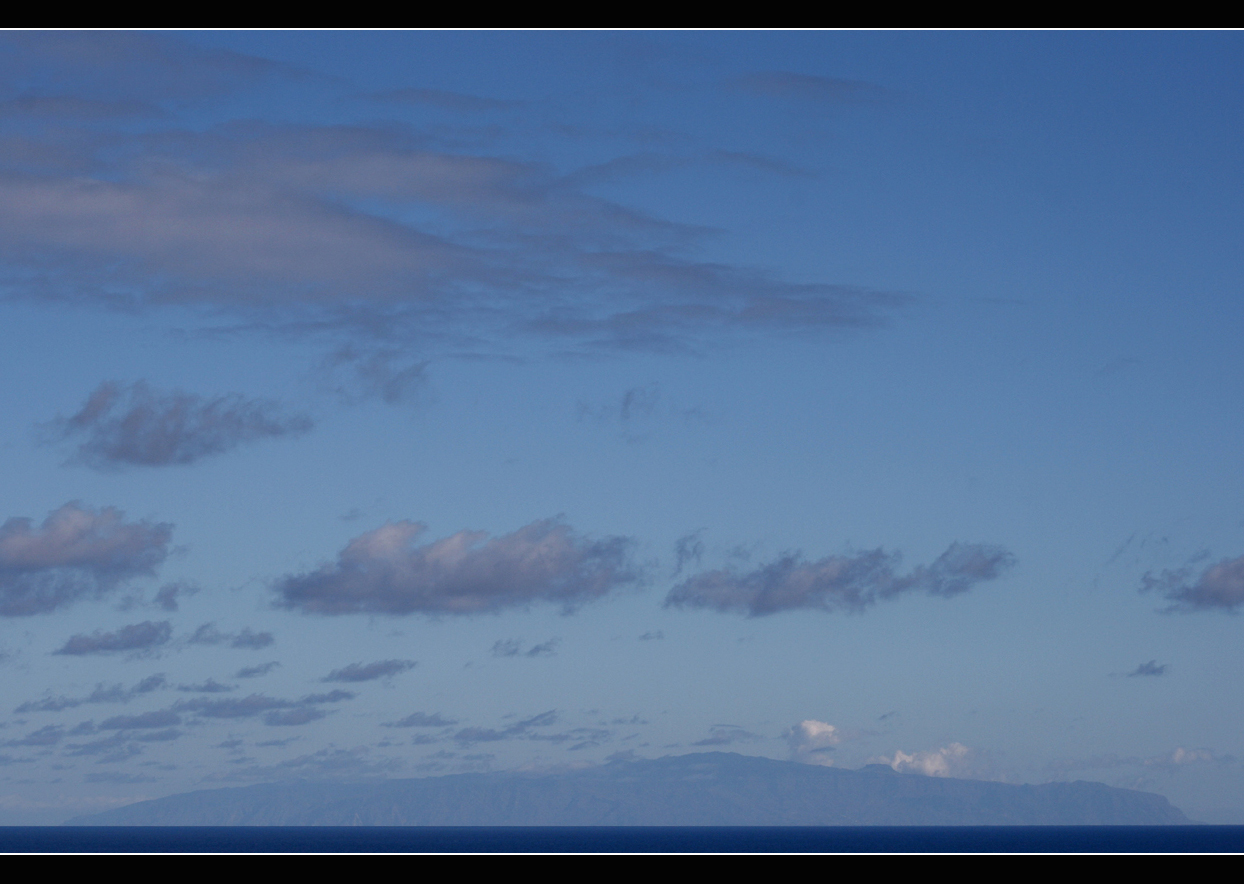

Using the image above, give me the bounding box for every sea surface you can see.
[1,826,1243,853]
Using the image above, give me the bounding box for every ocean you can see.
[2,826,1243,853]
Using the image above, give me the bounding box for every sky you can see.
[2,30,1244,824]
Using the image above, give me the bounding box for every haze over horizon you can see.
[1,30,1242,825]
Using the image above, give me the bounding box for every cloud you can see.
[672,530,704,576]
[384,712,458,728]
[786,719,841,766]
[0,32,289,104]
[264,708,327,727]
[97,710,181,730]
[177,679,236,693]
[4,725,64,747]
[321,659,416,683]
[1141,554,1244,612]
[273,518,641,615]
[666,541,1015,616]
[0,502,172,615]
[0,95,162,121]
[878,743,986,778]
[1127,660,1168,677]
[490,639,558,658]
[1049,747,1229,774]
[174,690,353,725]
[453,710,558,746]
[235,661,279,679]
[14,674,165,713]
[734,71,895,104]
[153,581,196,611]
[188,623,275,650]
[53,620,172,656]
[366,88,520,113]
[208,746,402,782]
[691,724,761,747]
[0,98,909,359]
[42,381,313,469]
[314,347,428,405]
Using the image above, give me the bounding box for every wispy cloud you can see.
[174,690,353,727]
[452,710,559,746]
[14,674,165,713]
[188,623,275,650]
[666,541,1015,616]
[691,724,761,747]
[366,88,521,113]
[0,502,172,615]
[53,620,172,656]
[733,71,896,104]
[0,49,910,362]
[321,660,416,682]
[274,518,641,615]
[383,712,458,728]
[490,639,558,658]
[235,661,279,679]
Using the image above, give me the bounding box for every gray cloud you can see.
[0,32,288,104]
[273,518,641,615]
[322,659,416,683]
[43,381,313,469]
[98,710,181,730]
[666,541,1016,616]
[14,674,165,713]
[4,724,64,747]
[314,347,428,405]
[0,96,161,120]
[1128,660,1168,677]
[384,712,458,728]
[692,724,761,747]
[209,746,402,782]
[153,581,196,611]
[734,71,895,104]
[490,639,558,658]
[177,679,236,693]
[0,502,172,615]
[367,88,520,113]
[0,99,909,359]
[54,620,172,656]
[1141,554,1244,612]
[235,661,279,679]
[1048,747,1229,774]
[174,690,353,725]
[264,708,327,727]
[673,530,704,576]
[188,623,275,650]
[453,710,559,747]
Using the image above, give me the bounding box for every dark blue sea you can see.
[1,826,1242,853]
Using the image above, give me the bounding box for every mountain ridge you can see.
[67,751,1190,826]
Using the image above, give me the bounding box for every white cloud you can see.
[786,719,841,766]
[880,743,979,778]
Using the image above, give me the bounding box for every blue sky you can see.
[2,30,1244,823]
